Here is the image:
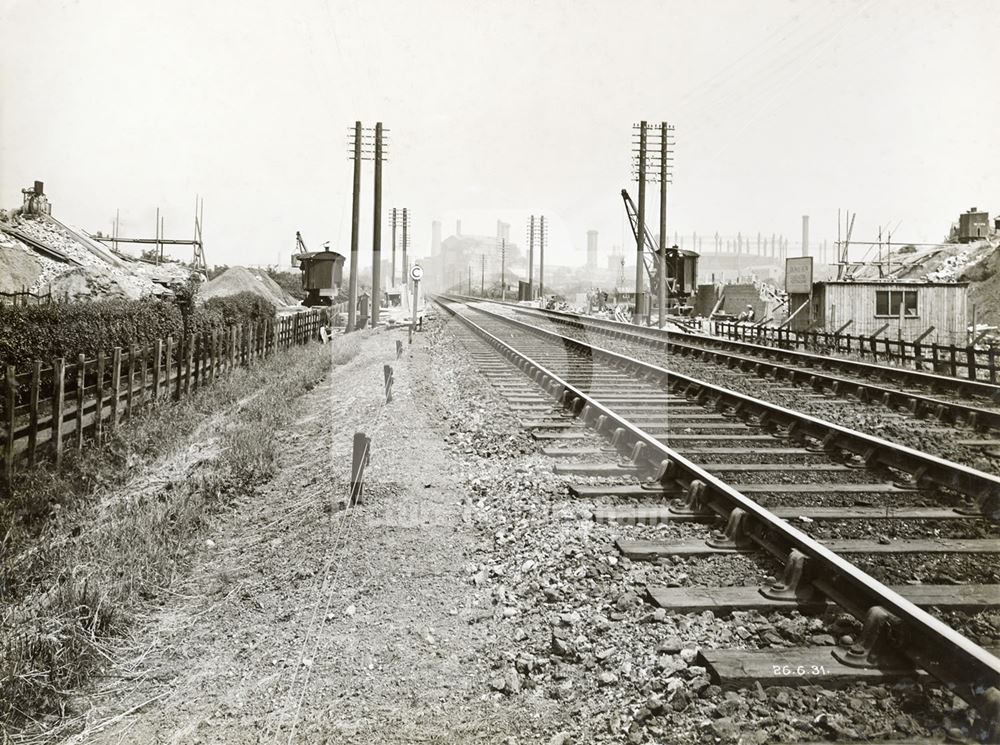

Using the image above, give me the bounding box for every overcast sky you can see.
[2,0,998,271]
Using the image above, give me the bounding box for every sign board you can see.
[409,265,423,281]
[785,257,813,294]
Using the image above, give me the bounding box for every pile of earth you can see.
[0,213,193,300]
[198,266,299,308]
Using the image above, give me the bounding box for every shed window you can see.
[875,289,918,317]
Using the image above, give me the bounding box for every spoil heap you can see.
[0,213,193,299]
[198,266,298,308]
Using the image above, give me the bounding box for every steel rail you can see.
[447,294,1000,403]
[528,303,1000,402]
[436,296,1000,728]
[503,304,1000,434]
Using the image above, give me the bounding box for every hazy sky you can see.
[2,0,998,271]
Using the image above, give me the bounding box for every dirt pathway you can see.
[65,328,545,744]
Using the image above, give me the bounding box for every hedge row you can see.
[0,292,278,370]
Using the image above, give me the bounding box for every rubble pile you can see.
[199,266,298,308]
[0,213,194,300]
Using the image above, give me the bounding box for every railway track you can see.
[436,295,1000,740]
[457,295,1000,440]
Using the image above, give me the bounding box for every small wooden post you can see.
[383,364,393,404]
[95,352,105,445]
[28,361,40,465]
[4,365,16,484]
[109,347,122,432]
[949,345,958,377]
[165,336,176,400]
[185,334,194,396]
[248,324,255,366]
[153,339,163,402]
[75,354,85,449]
[140,343,149,404]
[51,358,65,467]
[125,345,136,419]
[350,431,371,506]
[209,330,216,382]
[396,340,403,359]
[228,327,235,372]
[968,346,978,381]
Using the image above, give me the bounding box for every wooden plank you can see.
[541,447,602,457]
[647,584,1000,614]
[553,462,640,476]
[706,463,851,473]
[94,352,105,445]
[163,336,174,403]
[184,335,193,396]
[595,505,975,524]
[109,347,121,432]
[699,648,917,688]
[125,345,135,419]
[27,360,40,465]
[531,431,589,441]
[75,354,85,449]
[4,365,16,483]
[646,585,828,614]
[618,537,1000,560]
[521,420,578,429]
[140,343,148,404]
[209,329,216,381]
[51,357,65,467]
[153,339,163,402]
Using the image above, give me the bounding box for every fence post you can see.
[28,361,40,466]
[990,346,998,385]
[51,358,65,467]
[396,340,403,359]
[185,334,194,396]
[139,342,148,404]
[153,339,163,402]
[95,352,105,445]
[126,345,136,419]
[967,346,978,381]
[384,364,394,403]
[949,345,957,377]
[4,365,16,484]
[109,348,122,432]
[76,354,86,449]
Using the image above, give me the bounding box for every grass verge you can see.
[0,333,362,734]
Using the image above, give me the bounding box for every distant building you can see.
[958,207,989,243]
[431,221,442,256]
[587,230,598,269]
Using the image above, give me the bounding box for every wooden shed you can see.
[790,280,968,344]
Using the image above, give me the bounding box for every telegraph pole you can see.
[371,122,383,328]
[348,121,362,332]
[658,121,668,328]
[500,239,507,301]
[538,215,546,300]
[390,208,397,288]
[633,121,647,324]
[528,215,535,298]
[401,208,409,287]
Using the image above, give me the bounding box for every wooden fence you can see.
[712,320,1000,384]
[0,289,56,307]
[2,309,324,484]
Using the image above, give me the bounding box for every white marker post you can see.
[409,264,423,344]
